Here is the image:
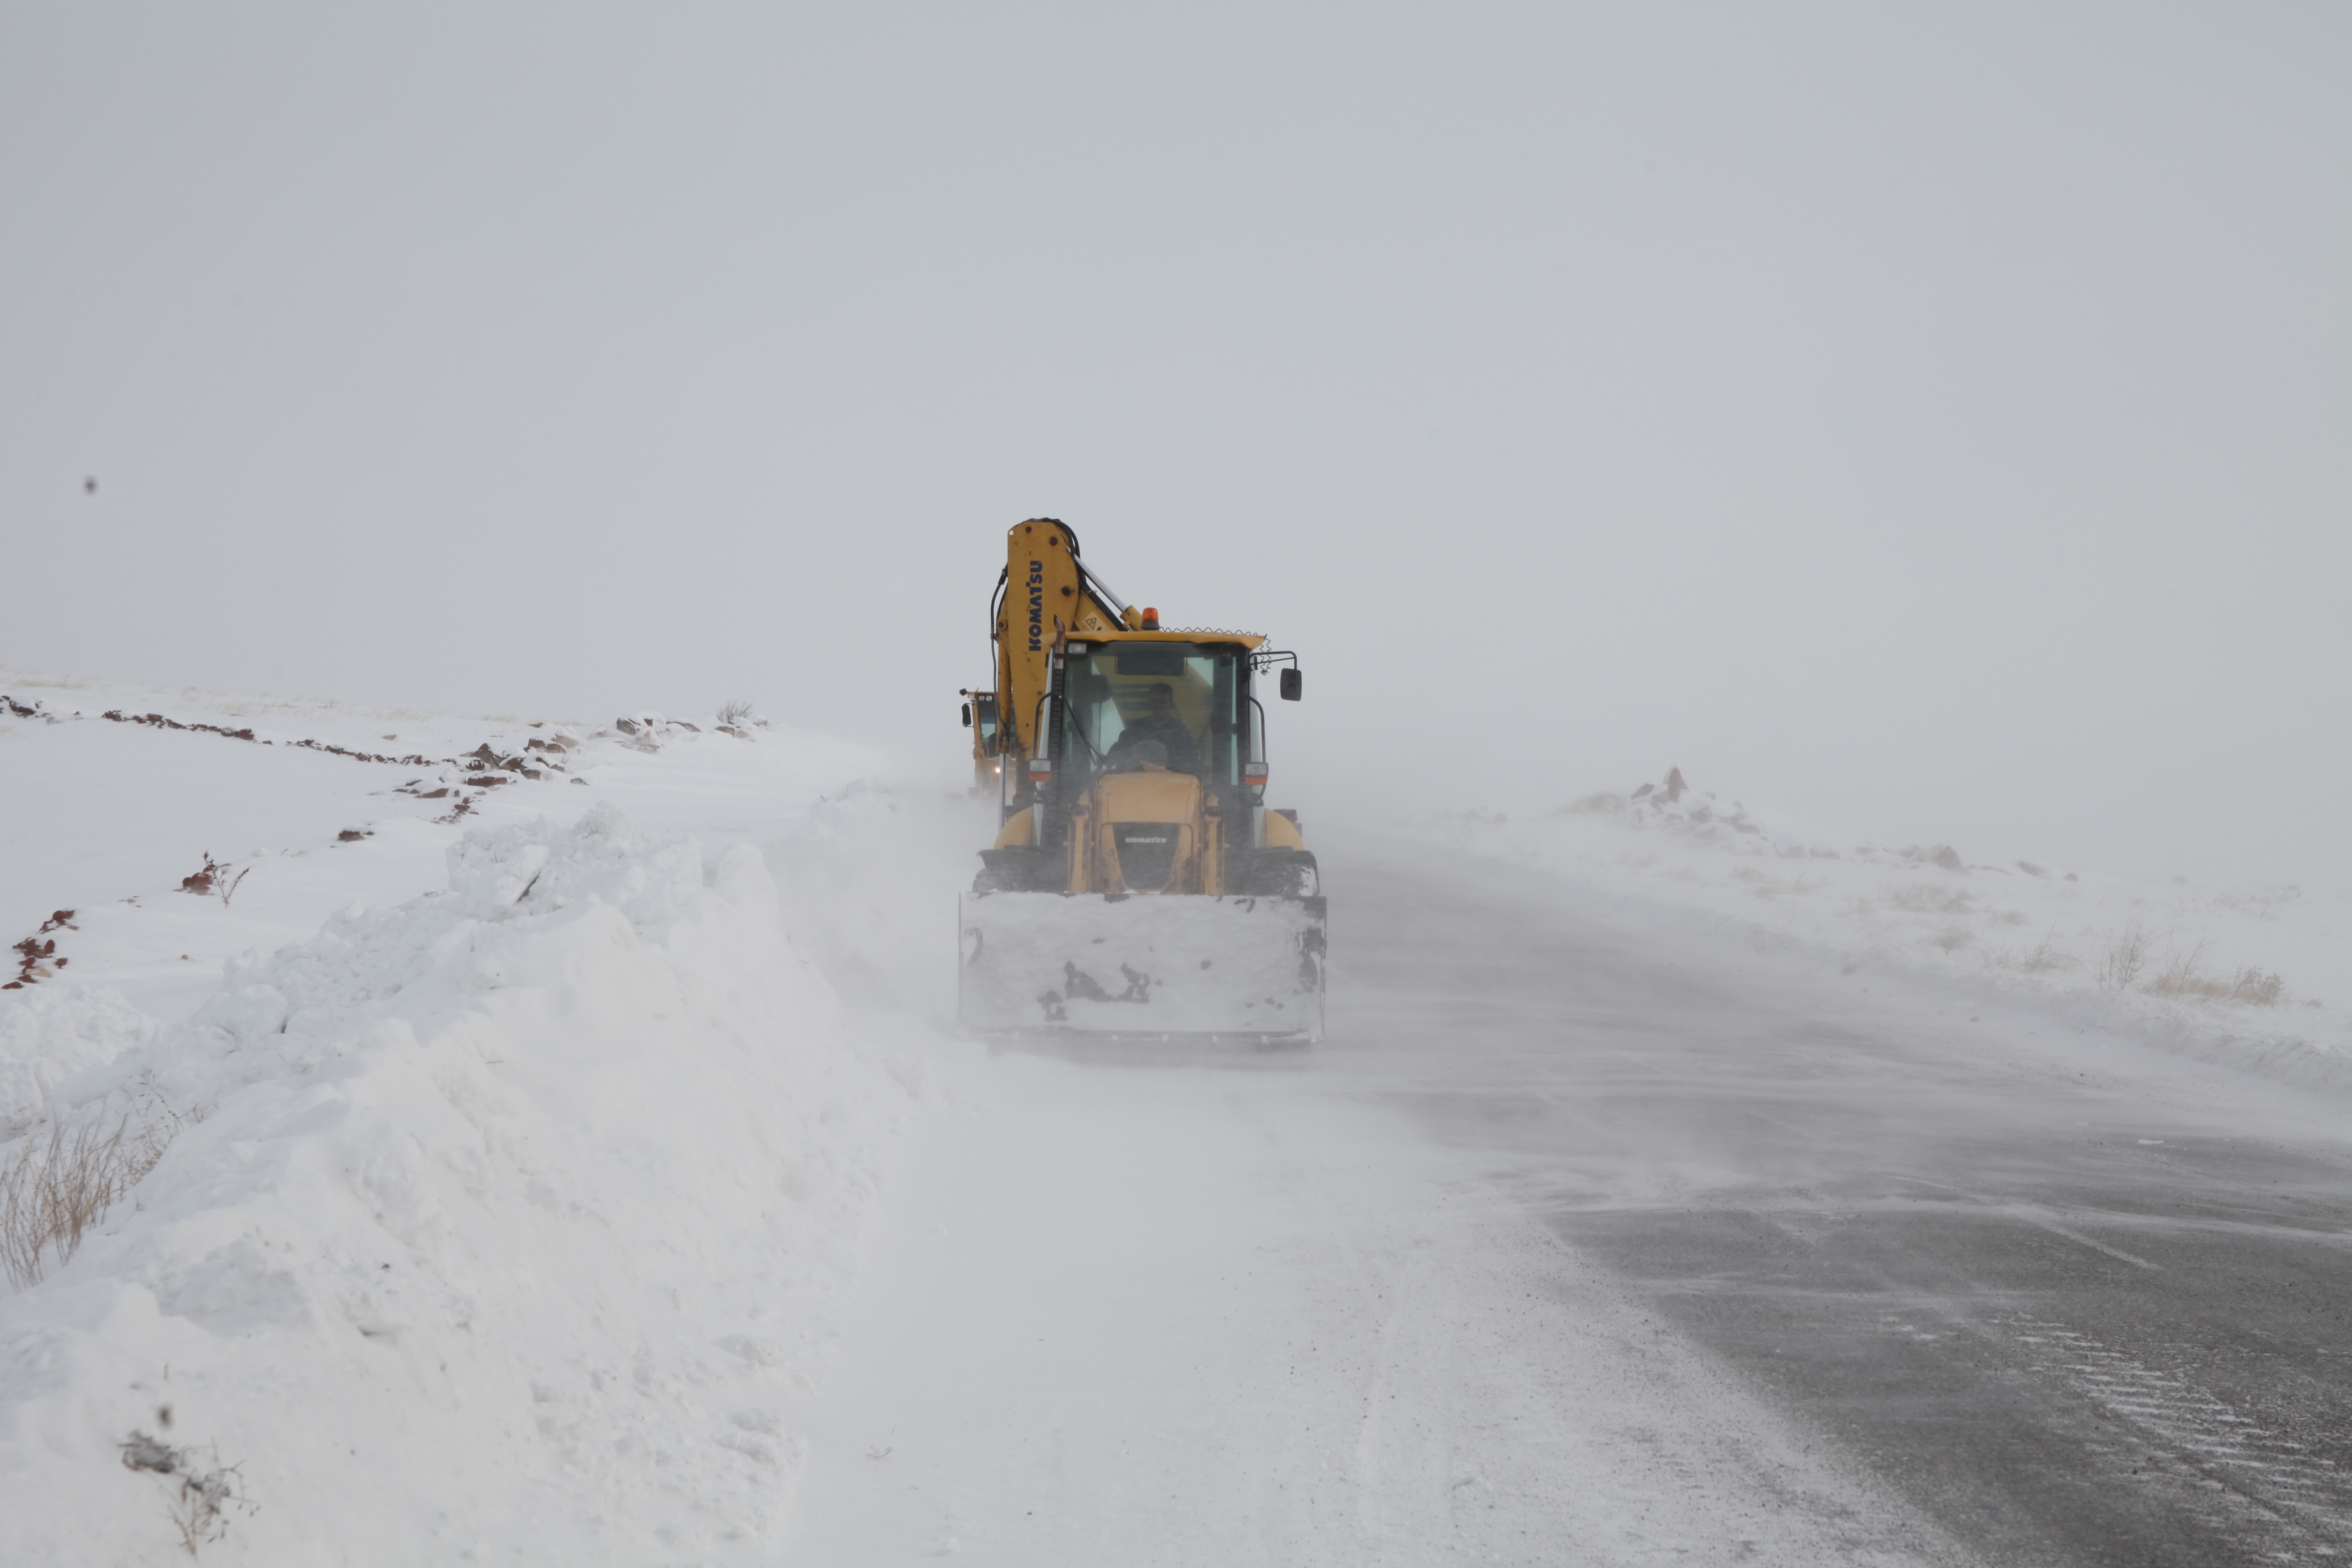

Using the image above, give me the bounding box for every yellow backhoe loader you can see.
[956,518,1325,1042]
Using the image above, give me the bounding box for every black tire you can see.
[974,846,1044,893]
[1238,848,1319,898]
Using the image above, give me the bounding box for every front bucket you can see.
[957,891,1327,1042]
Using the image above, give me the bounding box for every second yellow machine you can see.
[957,518,1326,1042]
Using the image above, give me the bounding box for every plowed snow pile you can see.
[0,805,903,1562]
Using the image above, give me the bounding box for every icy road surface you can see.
[793,840,2352,1567]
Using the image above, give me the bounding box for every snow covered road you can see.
[789,839,2352,1567]
[787,1045,1970,1567]
[1336,844,2352,1564]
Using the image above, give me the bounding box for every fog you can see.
[5,3,2345,891]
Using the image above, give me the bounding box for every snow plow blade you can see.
[958,891,1327,1042]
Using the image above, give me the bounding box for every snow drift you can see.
[0,805,904,1563]
[1442,770,2351,1096]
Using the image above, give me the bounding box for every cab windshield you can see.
[1058,641,1243,787]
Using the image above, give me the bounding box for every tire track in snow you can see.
[2001,1317,2352,1560]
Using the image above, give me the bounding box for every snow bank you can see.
[0,805,905,1563]
[0,985,155,1140]
[1439,771,2352,1095]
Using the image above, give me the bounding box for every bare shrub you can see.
[178,855,249,904]
[121,1431,250,1555]
[1888,882,1973,915]
[2097,924,2152,990]
[717,699,757,726]
[1,1091,191,1289]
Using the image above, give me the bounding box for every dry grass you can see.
[1887,882,1973,915]
[2145,941,2287,1006]
[2023,930,2081,973]
[1,1091,191,1289]
[1982,928,2084,974]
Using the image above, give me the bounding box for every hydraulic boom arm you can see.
[993,519,1131,765]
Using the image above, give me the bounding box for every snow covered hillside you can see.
[0,673,917,1561]
[1436,769,2351,1096]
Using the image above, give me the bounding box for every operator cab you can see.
[1056,640,1241,789]
[998,634,1295,821]
[958,689,1002,793]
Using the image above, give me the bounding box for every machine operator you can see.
[1104,683,1204,775]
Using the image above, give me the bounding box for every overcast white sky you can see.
[5,3,2346,890]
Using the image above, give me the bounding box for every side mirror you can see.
[960,702,973,728]
[1279,668,1302,701]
